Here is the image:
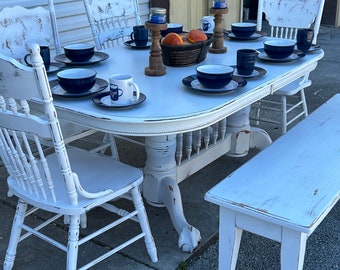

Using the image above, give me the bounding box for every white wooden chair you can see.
[82,0,147,151]
[1,44,157,270]
[0,2,119,156]
[83,0,142,50]
[251,0,325,134]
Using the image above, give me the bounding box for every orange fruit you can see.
[187,29,208,43]
[161,33,184,45]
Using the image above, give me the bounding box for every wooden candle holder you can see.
[144,21,167,76]
[209,7,229,54]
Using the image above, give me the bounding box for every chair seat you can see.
[275,78,312,96]
[7,148,143,215]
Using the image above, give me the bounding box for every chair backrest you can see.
[0,44,79,205]
[257,0,325,44]
[0,0,61,61]
[83,0,142,49]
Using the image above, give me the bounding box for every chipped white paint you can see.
[258,0,325,43]
[1,1,150,48]
[83,0,142,49]
[206,94,340,269]
[0,6,53,60]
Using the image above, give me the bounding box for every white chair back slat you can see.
[48,0,62,55]
[258,0,325,44]
[0,46,78,205]
[83,0,142,49]
[0,1,61,61]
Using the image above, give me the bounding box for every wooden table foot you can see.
[209,46,227,54]
[145,66,166,76]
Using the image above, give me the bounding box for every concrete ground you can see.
[0,25,339,269]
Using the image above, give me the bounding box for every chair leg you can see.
[281,228,308,270]
[219,207,242,270]
[107,133,119,159]
[130,187,158,263]
[281,96,288,134]
[255,100,261,126]
[66,215,81,270]
[4,199,27,270]
[300,89,309,118]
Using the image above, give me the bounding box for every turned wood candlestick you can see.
[209,7,229,54]
[144,21,167,76]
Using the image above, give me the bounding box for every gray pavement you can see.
[0,25,339,270]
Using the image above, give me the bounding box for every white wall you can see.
[0,0,150,47]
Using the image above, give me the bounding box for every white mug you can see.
[200,16,215,34]
[109,74,140,105]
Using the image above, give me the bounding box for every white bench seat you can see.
[205,94,340,270]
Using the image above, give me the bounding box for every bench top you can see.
[205,94,340,234]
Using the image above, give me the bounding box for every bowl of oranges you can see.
[160,29,213,67]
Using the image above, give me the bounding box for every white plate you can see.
[256,48,304,63]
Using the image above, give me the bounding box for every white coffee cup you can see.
[200,16,215,34]
[109,74,140,105]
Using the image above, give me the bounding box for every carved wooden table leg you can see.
[142,135,201,252]
[209,7,228,54]
[145,21,167,76]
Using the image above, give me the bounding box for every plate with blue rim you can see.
[54,52,109,66]
[231,65,267,79]
[124,40,152,49]
[182,75,247,94]
[47,62,65,74]
[92,92,146,108]
[294,44,322,54]
[224,30,266,40]
[50,78,108,98]
[256,48,305,63]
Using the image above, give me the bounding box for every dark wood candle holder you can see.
[144,21,167,76]
[209,7,229,54]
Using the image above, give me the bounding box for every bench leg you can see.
[219,207,243,270]
[281,228,308,270]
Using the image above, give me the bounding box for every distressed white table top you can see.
[41,37,324,136]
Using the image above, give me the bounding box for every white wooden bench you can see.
[205,94,340,270]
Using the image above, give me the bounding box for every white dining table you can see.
[36,36,324,253]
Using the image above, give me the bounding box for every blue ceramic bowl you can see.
[231,22,256,38]
[161,23,184,37]
[57,68,97,93]
[64,43,95,62]
[264,39,296,59]
[196,65,234,89]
